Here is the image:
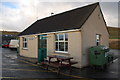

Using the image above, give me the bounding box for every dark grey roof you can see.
[19,2,99,36]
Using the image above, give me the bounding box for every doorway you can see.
[38,35,47,63]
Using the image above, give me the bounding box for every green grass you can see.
[108,27,120,49]
[108,27,120,39]
[110,37,120,39]
[109,39,120,50]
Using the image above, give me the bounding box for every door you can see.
[38,35,47,63]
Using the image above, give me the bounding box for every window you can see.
[96,34,101,46]
[55,33,68,52]
[23,37,28,48]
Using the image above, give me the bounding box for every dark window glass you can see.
[55,34,59,41]
[59,42,64,51]
[24,38,26,41]
[56,42,58,51]
[23,37,27,48]
[65,33,68,41]
[59,34,64,40]
[42,39,47,48]
[23,38,25,48]
[65,42,68,51]
[24,43,27,48]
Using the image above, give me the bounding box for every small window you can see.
[55,33,68,53]
[96,34,101,46]
[23,37,28,48]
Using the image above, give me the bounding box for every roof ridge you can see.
[19,2,99,36]
[37,2,99,22]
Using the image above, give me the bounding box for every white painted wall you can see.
[68,31,82,68]
[47,33,55,56]
[81,5,109,67]
[19,35,38,58]
[47,31,82,68]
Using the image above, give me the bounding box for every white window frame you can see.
[55,33,68,53]
[23,37,28,49]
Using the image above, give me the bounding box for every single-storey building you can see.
[18,2,109,68]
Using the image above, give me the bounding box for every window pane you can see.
[55,42,58,51]
[65,33,68,41]
[59,34,64,40]
[23,37,27,48]
[42,39,47,48]
[25,43,27,48]
[65,42,68,51]
[24,38,27,41]
[23,38,25,47]
[96,34,99,40]
[96,34,100,41]
[96,34,101,46]
[59,42,64,51]
[55,34,59,41]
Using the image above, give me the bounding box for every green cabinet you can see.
[89,46,109,66]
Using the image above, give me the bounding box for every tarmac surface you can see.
[0,48,119,80]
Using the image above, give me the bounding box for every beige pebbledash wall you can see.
[47,33,55,56]
[19,35,38,58]
[81,5,109,67]
[47,31,82,68]
[68,31,82,68]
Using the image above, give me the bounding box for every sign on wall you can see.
[28,36,37,40]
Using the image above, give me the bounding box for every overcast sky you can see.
[0,0,119,32]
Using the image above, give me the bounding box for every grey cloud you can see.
[0,1,118,32]
[100,2,118,27]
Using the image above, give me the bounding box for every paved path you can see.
[1,48,119,80]
[1,48,83,79]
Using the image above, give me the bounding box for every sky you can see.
[0,0,119,32]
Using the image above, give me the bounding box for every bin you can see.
[89,45,109,67]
